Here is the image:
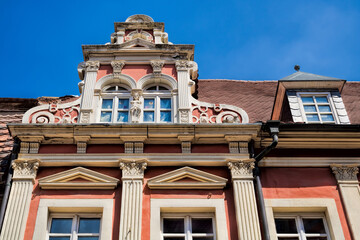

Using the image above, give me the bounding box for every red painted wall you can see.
[142,167,238,240]
[96,65,113,81]
[144,144,182,153]
[192,144,229,153]
[261,168,352,239]
[86,144,125,153]
[162,64,177,80]
[38,144,77,154]
[23,167,122,240]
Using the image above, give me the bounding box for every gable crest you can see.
[147,166,227,189]
[38,167,119,189]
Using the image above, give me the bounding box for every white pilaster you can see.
[331,164,360,239]
[175,60,193,123]
[80,61,100,123]
[119,160,147,240]
[0,159,39,240]
[228,159,261,240]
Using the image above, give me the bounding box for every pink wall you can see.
[261,168,352,239]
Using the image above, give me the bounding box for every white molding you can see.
[137,73,178,89]
[95,73,137,90]
[38,167,119,189]
[150,198,229,240]
[19,153,250,167]
[147,166,227,189]
[265,198,345,240]
[33,198,113,240]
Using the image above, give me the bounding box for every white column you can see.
[0,159,39,240]
[80,61,100,123]
[175,60,192,123]
[228,159,261,240]
[331,164,360,240]
[119,160,147,240]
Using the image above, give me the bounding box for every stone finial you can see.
[331,164,359,183]
[12,159,40,181]
[119,160,147,180]
[85,61,100,72]
[227,159,255,180]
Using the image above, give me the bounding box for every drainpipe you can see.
[253,120,280,240]
[0,137,20,229]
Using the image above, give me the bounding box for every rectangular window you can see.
[100,99,113,122]
[100,98,129,123]
[275,214,330,240]
[143,97,172,123]
[48,214,101,240]
[161,214,215,240]
[117,99,129,122]
[299,93,336,123]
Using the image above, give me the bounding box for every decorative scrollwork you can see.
[12,159,40,180]
[119,160,147,180]
[227,159,255,180]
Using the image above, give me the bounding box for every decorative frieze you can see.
[331,164,359,182]
[85,61,100,72]
[119,160,147,180]
[111,60,125,78]
[150,60,164,76]
[227,159,255,180]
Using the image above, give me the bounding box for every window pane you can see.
[159,86,169,91]
[303,218,326,233]
[147,86,157,91]
[275,218,298,233]
[144,111,154,122]
[160,111,171,122]
[106,86,116,91]
[144,99,155,109]
[301,97,314,103]
[315,96,329,103]
[164,238,185,240]
[78,237,99,240]
[100,112,112,122]
[321,114,334,122]
[318,105,331,112]
[192,218,213,233]
[118,99,129,109]
[160,98,171,109]
[50,218,72,233]
[49,237,71,240]
[102,99,113,109]
[163,218,184,233]
[79,218,101,233]
[304,105,316,112]
[306,114,320,122]
[117,111,128,122]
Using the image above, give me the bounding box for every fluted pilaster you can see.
[228,159,261,240]
[0,159,39,240]
[119,160,147,240]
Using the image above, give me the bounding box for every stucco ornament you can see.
[150,60,164,76]
[175,60,193,71]
[111,60,126,78]
[179,109,190,123]
[227,159,255,180]
[85,61,100,72]
[12,159,40,180]
[131,90,143,123]
[119,160,147,180]
[331,164,359,182]
[125,14,154,23]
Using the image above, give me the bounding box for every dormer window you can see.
[298,93,336,123]
[99,84,130,123]
[143,85,172,123]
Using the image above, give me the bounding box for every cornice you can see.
[260,157,360,167]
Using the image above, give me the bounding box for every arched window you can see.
[143,85,172,123]
[99,84,131,123]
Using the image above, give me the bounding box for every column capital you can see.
[331,164,359,183]
[85,61,100,72]
[175,60,193,71]
[12,159,40,181]
[119,160,147,180]
[150,60,164,76]
[111,60,125,78]
[227,159,255,180]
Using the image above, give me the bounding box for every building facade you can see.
[1,14,360,240]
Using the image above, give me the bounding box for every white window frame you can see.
[48,213,102,240]
[274,212,330,239]
[142,85,173,123]
[33,199,113,240]
[98,84,131,123]
[265,198,345,240]
[297,92,339,124]
[150,198,229,240]
[161,213,216,240]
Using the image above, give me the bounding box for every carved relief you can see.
[179,109,190,123]
[111,60,126,78]
[131,89,143,123]
[227,159,255,180]
[150,60,164,76]
[175,60,193,71]
[85,61,100,72]
[125,30,154,42]
[119,160,147,180]
[80,110,91,123]
[12,159,40,180]
[331,165,359,182]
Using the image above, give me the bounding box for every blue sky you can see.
[1,0,359,98]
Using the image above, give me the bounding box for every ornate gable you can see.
[147,166,227,189]
[38,167,119,189]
